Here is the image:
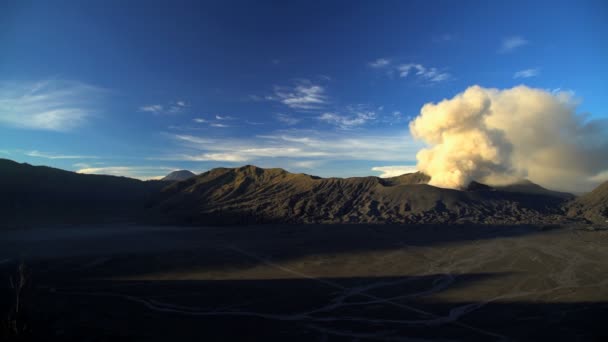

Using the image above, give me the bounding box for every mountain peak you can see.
[162,170,196,182]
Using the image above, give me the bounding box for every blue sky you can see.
[1,0,607,179]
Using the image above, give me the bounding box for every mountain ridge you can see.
[147,165,577,225]
[0,158,166,225]
[2,158,605,226]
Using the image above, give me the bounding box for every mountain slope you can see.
[0,158,166,225]
[161,170,196,182]
[383,172,430,186]
[148,165,572,225]
[567,181,608,223]
[494,180,574,200]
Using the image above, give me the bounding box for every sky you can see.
[1,0,607,181]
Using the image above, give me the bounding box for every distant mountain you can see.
[2,159,588,226]
[0,158,166,225]
[567,181,608,223]
[162,170,196,182]
[494,179,574,200]
[147,165,572,225]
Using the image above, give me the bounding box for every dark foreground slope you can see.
[567,180,608,223]
[148,165,573,225]
[1,224,606,341]
[0,159,166,225]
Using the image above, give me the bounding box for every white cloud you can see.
[178,152,249,162]
[398,64,450,83]
[191,116,233,127]
[157,130,422,164]
[499,36,529,53]
[274,81,327,110]
[369,58,391,68]
[26,150,98,160]
[245,120,264,125]
[139,101,187,115]
[0,80,102,131]
[289,160,324,169]
[276,113,301,126]
[76,165,176,180]
[589,170,608,184]
[318,111,376,129]
[372,165,418,178]
[513,68,540,79]
[73,162,91,168]
[318,75,332,82]
[139,104,164,113]
[370,61,451,83]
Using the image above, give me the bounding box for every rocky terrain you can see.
[1,158,606,226]
[148,165,579,225]
[567,180,608,223]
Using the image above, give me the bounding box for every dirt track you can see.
[1,224,607,341]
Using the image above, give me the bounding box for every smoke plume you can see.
[409,85,608,192]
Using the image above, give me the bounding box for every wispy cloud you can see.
[397,64,450,82]
[369,58,391,68]
[176,152,249,162]
[274,80,327,110]
[513,68,540,79]
[76,165,176,180]
[590,170,608,183]
[139,101,187,115]
[289,160,324,169]
[140,104,163,114]
[155,130,422,164]
[245,120,264,126]
[26,150,98,160]
[276,113,300,126]
[368,60,451,83]
[73,162,93,169]
[499,36,528,53]
[248,94,275,102]
[0,80,102,131]
[190,116,234,128]
[371,165,418,178]
[318,110,376,129]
